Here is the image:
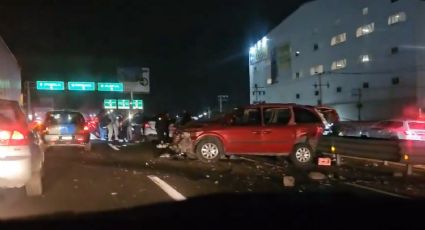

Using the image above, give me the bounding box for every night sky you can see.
[0,0,308,116]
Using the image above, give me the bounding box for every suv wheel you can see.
[195,137,223,163]
[290,143,315,168]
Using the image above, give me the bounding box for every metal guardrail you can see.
[317,136,425,165]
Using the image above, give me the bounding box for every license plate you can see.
[62,136,73,140]
[318,157,332,166]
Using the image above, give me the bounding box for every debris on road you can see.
[111,192,118,196]
[393,172,403,177]
[309,172,327,181]
[205,175,210,178]
[214,181,219,185]
[283,176,295,187]
[160,153,171,158]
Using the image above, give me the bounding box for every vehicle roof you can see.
[382,119,425,123]
[46,110,83,114]
[245,103,316,108]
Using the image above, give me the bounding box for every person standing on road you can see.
[180,110,192,127]
[107,113,119,142]
[156,113,169,148]
[98,110,109,141]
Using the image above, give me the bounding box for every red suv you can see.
[172,103,324,167]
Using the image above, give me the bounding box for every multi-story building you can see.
[249,0,425,121]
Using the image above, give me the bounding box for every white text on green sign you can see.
[36,81,65,91]
[132,100,144,109]
[117,99,130,109]
[104,99,117,109]
[98,83,124,92]
[68,82,95,91]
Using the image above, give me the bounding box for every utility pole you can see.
[25,81,33,120]
[352,88,363,121]
[217,95,229,113]
[313,73,329,106]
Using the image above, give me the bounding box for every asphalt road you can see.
[0,141,407,220]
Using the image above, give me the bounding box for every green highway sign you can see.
[104,99,117,109]
[132,100,144,109]
[68,82,95,91]
[117,99,130,109]
[97,82,124,92]
[36,81,65,91]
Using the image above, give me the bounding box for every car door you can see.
[222,107,264,154]
[260,106,297,154]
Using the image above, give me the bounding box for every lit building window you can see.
[388,12,407,25]
[310,65,324,76]
[363,7,368,15]
[360,54,371,63]
[356,23,375,37]
[331,59,347,70]
[331,33,347,46]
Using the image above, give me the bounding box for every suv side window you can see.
[294,107,321,124]
[264,108,291,125]
[234,108,261,125]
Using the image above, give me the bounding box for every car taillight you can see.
[0,130,28,145]
[144,123,150,129]
[0,130,11,140]
[84,126,89,131]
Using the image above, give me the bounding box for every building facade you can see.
[249,0,425,121]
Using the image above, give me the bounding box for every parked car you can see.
[171,103,324,168]
[307,106,339,135]
[361,119,425,141]
[38,110,91,152]
[0,99,43,196]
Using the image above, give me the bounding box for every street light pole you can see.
[26,81,32,120]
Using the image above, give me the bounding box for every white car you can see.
[362,119,425,141]
[0,99,43,196]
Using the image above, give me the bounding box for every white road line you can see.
[344,182,411,200]
[147,175,186,201]
[108,143,120,151]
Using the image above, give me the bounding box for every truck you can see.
[0,36,21,103]
[0,35,43,196]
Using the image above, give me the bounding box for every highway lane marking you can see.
[108,143,120,151]
[147,175,186,201]
[344,182,411,200]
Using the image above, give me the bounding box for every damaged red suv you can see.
[172,103,324,168]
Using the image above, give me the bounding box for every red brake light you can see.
[144,123,150,129]
[84,126,89,131]
[11,131,24,140]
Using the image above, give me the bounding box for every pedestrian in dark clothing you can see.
[180,110,192,127]
[156,113,170,148]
